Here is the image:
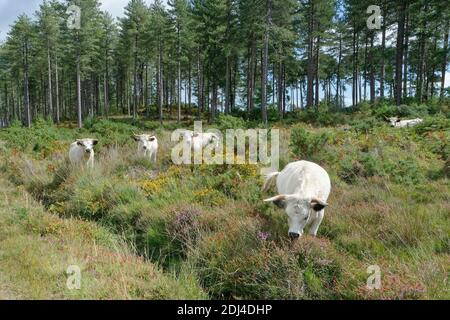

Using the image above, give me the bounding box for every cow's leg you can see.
[308,210,324,236]
[152,150,157,163]
[87,156,94,169]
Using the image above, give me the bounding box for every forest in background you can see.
[0,0,448,128]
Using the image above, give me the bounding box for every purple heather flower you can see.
[257,231,270,241]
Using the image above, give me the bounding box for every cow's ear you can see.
[311,198,328,211]
[132,135,140,141]
[92,139,98,145]
[264,195,287,208]
[148,136,156,142]
[76,140,83,146]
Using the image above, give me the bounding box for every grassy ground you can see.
[0,163,206,299]
[0,105,448,299]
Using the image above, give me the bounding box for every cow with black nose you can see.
[263,160,331,238]
[69,138,98,169]
[133,134,158,162]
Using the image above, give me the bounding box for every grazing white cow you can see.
[387,116,423,128]
[69,138,98,169]
[133,134,158,162]
[263,160,331,238]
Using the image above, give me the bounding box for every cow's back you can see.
[276,160,331,200]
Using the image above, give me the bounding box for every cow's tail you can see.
[262,171,279,193]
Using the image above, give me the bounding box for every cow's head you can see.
[76,138,98,154]
[133,134,156,150]
[264,194,328,239]
[387,117,400,127]
[208,133,219,146]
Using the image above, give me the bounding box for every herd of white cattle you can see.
[67,116,422,238]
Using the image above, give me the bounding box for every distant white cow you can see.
[69,138,98,169]
[180,130,219,152]
[133,134,158,162]
[387,117,423,128]
[263,160,331,238]
[195,132,220,149]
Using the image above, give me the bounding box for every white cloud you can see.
[0,0,42,42]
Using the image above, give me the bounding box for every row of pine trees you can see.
[0,0,448,128]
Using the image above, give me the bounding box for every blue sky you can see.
[0,0,154,42]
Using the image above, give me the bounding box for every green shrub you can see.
[414,117,450,135]
[215,114,247,131]
[0,119,73,156]
[350,117,382,133]
[87,119,137,147]
[392,157,425,185]
[293,109,347,126]
[290,126,334,160]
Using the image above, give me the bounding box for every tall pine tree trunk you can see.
[395,0,407,105]
[76,39,82,128]
[277,61,283,115]
[369,34,375,104]
[363,34,368,101]
[225,55,230,115]
[188,62,192,114]
[211,82,217,123]
[352,27,357,106]
[55,54,60,123]
[177,23,181,123]
[336,34,342,107]
[197,48,203,119]
[144,63,148,118]
[417,18,426,102]
[177,60,181,123]
[47,43,53,121]
[380,6,386,99]
[315,33,320,107]
[403,12,409,100]
[24,41,31,127]
[158,42,163,124]
[440,23,449,100]
[306,0,314,108]
[133,34,138,119]
[261,0,271,124]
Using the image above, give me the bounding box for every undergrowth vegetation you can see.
[0,104,448,299]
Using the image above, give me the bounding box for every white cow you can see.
[133,134,158,162]
[180,130,219,152]
[263,160,331,238]
[69,138,98,169]
[387,117,423,128]
[195,132,220,149]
